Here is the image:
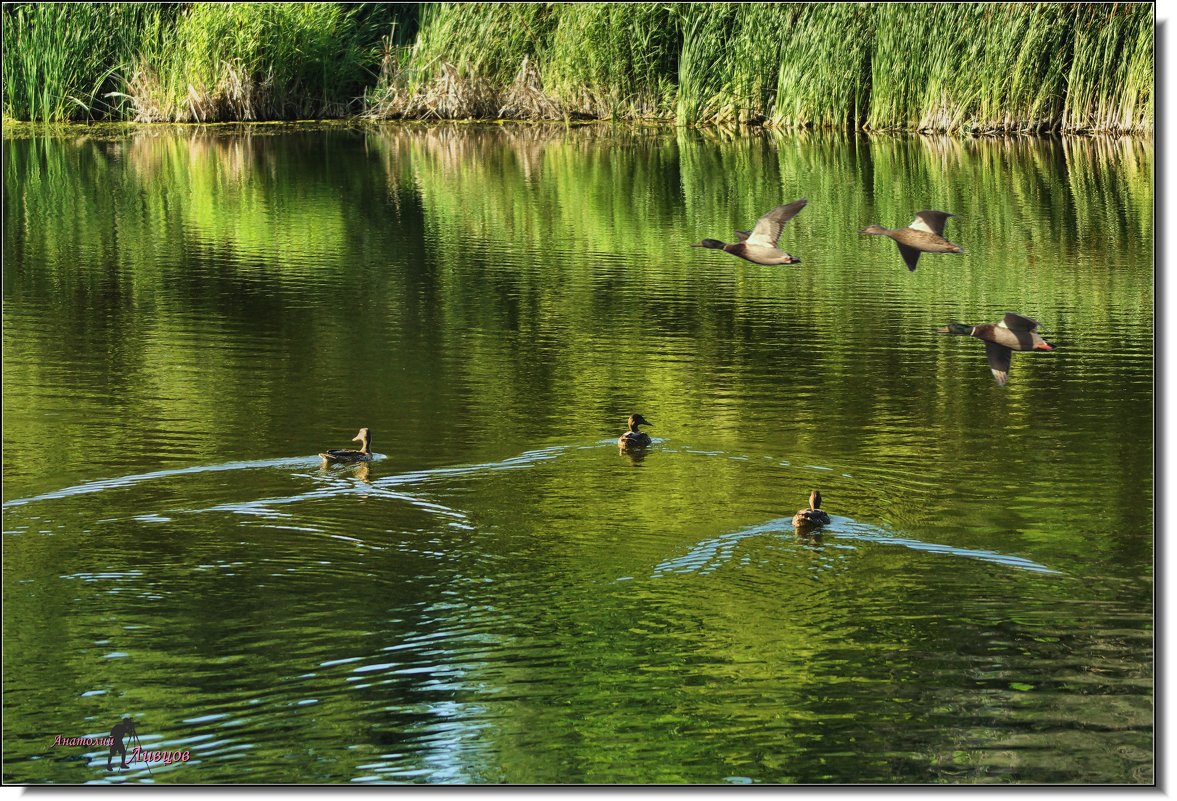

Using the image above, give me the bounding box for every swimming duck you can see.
[320,428,373,464]
[691,199,807,265]
[618,414,653,449]
[859,210,964,271]
[792,489,831,529]
[938,312,1054,386]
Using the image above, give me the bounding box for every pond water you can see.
[2,124,1153,784]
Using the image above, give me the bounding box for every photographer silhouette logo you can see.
[107,716,136,770]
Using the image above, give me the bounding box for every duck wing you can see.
[745,198,807,247]
[909,210,954,236]
[998,312,1040,333]
[984,341,1013,386]
[897,242,922,271]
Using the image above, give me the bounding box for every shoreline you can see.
[0,118,1156,140]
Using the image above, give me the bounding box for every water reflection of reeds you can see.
[4,125,1153,559]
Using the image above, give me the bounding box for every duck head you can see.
[691,238,727,249]
[937,322,974,336]
[858,224,889,236]
[628,414,652,431]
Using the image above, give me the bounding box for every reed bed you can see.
[1063,3,1154,133]
[2,3,164,122]
[365,3,551,119]
[2,2,1154,133]
[868,3,1083,133]
[770,4,873,130]
[541,4,678,120]
[363,1,1155,133]
[674,4,740,126]
[127,3,383,122]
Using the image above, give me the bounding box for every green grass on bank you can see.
[2,2,1154,133]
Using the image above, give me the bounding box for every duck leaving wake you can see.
[652,516,1060,577]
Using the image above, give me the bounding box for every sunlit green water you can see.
[2,124,1152,784]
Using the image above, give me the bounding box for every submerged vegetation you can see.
[2,2,1153,133]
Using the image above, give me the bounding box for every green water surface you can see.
[2,124,1153,784]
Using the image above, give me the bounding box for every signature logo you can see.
[50,717,190,771]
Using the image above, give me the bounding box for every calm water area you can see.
[2,124,1153,784]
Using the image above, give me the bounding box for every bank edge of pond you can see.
[0,117,1156,144]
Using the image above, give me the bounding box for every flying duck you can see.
[691,199,807,265]
[618,414,653,449]
[320,428,373,464]
[938,312,1055,386]
[859,210,964,271]
[792,490,831,529]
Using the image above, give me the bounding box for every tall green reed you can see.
[542,3,678,119]
[770,4,872,130]
[1063,3,1153,132]
[130,3,384,122]
[866,2,1151,133]
[673,3,797,126]
[674,4,739,126]
[2,3,162,122]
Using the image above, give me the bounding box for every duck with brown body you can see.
[618,414,653,449]
[692,199,807,265]
[859,210,964,271]
[320,428,373,464]
[938,312,1055,386]
[792,489,831,529]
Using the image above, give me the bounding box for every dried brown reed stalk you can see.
[124,58,274,122]
[367,60,502,120]
[498,56,561,120]
[118,67,169,123]
[420,62,497,119]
